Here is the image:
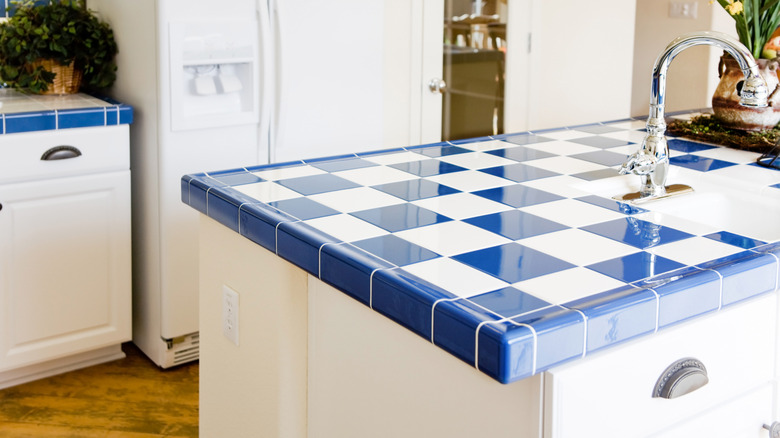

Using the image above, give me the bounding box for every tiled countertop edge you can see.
[0,100,133,134]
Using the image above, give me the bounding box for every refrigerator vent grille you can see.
[163,333,200,368]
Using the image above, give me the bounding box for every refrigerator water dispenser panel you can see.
[169,19,259,131]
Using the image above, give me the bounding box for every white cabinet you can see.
[0,125,131,388]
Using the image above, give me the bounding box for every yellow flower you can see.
[726,0,743,14]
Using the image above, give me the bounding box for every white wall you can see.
[631,0,737,117]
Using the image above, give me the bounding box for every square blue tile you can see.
[572,168,622,181]
[475,185,564,208]
[570,150,628,167]
[667,138,716,153]
[415,144,472,158]
[704,231,765,249]
[276,173,360,195]
[569,136,632,149]
[352,235,440,266]
[500,133,555,146]
[371,179,460,201]
[581,217,694,249]
[486,146,556,162]
[469,287,551,318]
[586,251,687,283]
[464,210,568,240]
[480,163,560,182]
[576,195,647,215]
[309,157,377,172]
[351,203,451,232]
[670,154,737,172]
[268,197,339,221]
[389,159,467,177]
[454,243,576,283]
[210,171,264,186]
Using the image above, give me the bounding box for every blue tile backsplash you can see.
[182,112,780,384]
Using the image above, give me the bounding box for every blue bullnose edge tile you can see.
[184,176,219,214]
[698,250,778,306]
[276,221,339,276]
[58,108,106,129]
[355,147,407,157]
[371,268,458,341]
[448,135,495,145]
[5,111,56,133]
[208,169,265,186]
[205,187,244,232]
[635,266,721,328]
[476,320,535,383]
[238,203,297,252]
[244,160,306,174]
[118,105,134,125]
[755,242,780,288]
[181,174,202,206]
[516,307,586,373]
[433,299,505,369]
[565,285,657,354]
[320,243,396,305]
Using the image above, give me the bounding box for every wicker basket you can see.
[30,59,83,95]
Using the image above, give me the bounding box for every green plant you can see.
[713,0,780,59]
[0,0,118,93]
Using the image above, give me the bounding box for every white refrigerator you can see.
[89,0,442,367]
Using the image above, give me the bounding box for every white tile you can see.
[524,156,607,175]
[363,151,428,165]
[708,163,780,186]
[604,120,647,130]
[520,175,594,198]
[647,236,742,266]
[426,170,514,192]
[401,258,509,298]
[234,181,302,202]
[302,214,387,242]
[513,267,627,305]
[252,165,325,181]
[535,129,593,141]
[438,151,517,170]
[523,139,600,156]
[395,221,512,256]
[309,187,404,212]
[334,165,418,186]
[601,129,647,143]
[690,147,762,164]
[411,192,512,220]
[520,198,625,227]
[519,228,637,266]
[633,211,719,236]
[457,139,511,152]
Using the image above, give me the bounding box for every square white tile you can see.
[647,236,743,266]
[309,187,404,212]
[395,220,512,256]
[438,151,517,170]
[426,170,515,192]
[252,165,326,181]
[302,214,388,242]
[334,165,418,186]
[363,151,429,166]
[400,258,509,298]
[412,192,512,220]
[234,181,303,203]
[524,156,608,175]
[520,198,626,228]
[513,267,627,305]
[519,228,638,266]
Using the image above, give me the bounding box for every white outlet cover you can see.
[222,285,240,346]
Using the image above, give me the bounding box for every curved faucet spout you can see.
[617,31,769,203]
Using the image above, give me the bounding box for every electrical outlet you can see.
[669,1,698,19]
[222,285,239,346]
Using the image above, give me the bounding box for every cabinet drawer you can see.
[544,293,777,438]
[0,125,129,184]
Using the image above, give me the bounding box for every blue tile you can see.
[352,235,440,266]
[118,105,134,125]
[480,163,560,182]
[371,268,457,339]
[206,187,243,232]
[569,136,632,149]
[5,111,56,133]
[454,243,576,283]
[499,133,555,146]
[667,138,716,153]
[58,108,105,129]
[698,251,778,306]
[469,287,551,318]
[565,285,657,353]
[320,243,395,305]
[356,147,407,157]
[276,222,339,276]
[476,320,535,382]
[576,195,647,215]
[185,177,213,215]
[210,170,264,186]
[371,179,460,201]
[571,124,623,134]
[238,203,297,252]
[756,158,780,171]
[581,217,694,249]
[464,210,568,240]
[514,307,585,372]
[587,251,687,283]
[670,154,737,172]
[309,157,377,172]
[704,231,765,249]
[389,159,467,177]
[474,185,564,208]
[433,299,506,367]
[267,197,339,221]
[572,168,622,181]
[636,267,721,327]
[570,150,628,167]
[276,173,360,195]
[245,161,305,174]
[351,203,451,232]
[415,144,472,158]
[486,146,556,162]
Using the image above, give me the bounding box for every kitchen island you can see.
[183,111,780,437]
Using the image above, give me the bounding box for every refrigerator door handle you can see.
[257,0,274,163]
[270,0,287,162]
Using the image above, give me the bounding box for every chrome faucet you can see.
[616,31,769,203]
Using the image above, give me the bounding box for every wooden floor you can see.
[0,343,198,437]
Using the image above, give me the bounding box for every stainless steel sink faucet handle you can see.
[617,31,769,202]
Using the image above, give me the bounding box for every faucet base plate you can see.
[613,184,694,204]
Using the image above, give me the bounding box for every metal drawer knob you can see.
[653,357,708,399]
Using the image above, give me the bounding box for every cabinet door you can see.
[0,171,131,370]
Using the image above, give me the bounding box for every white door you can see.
[0,172,131,370]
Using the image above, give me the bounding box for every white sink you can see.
[578,170,780,242]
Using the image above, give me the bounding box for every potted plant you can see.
[711,0,780,130]
[0,0,118,94]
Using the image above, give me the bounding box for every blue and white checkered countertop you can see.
[182,112,780,384]
[0,88,133,134]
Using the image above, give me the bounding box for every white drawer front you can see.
[545,293,777,438]
[0,125,129,184]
